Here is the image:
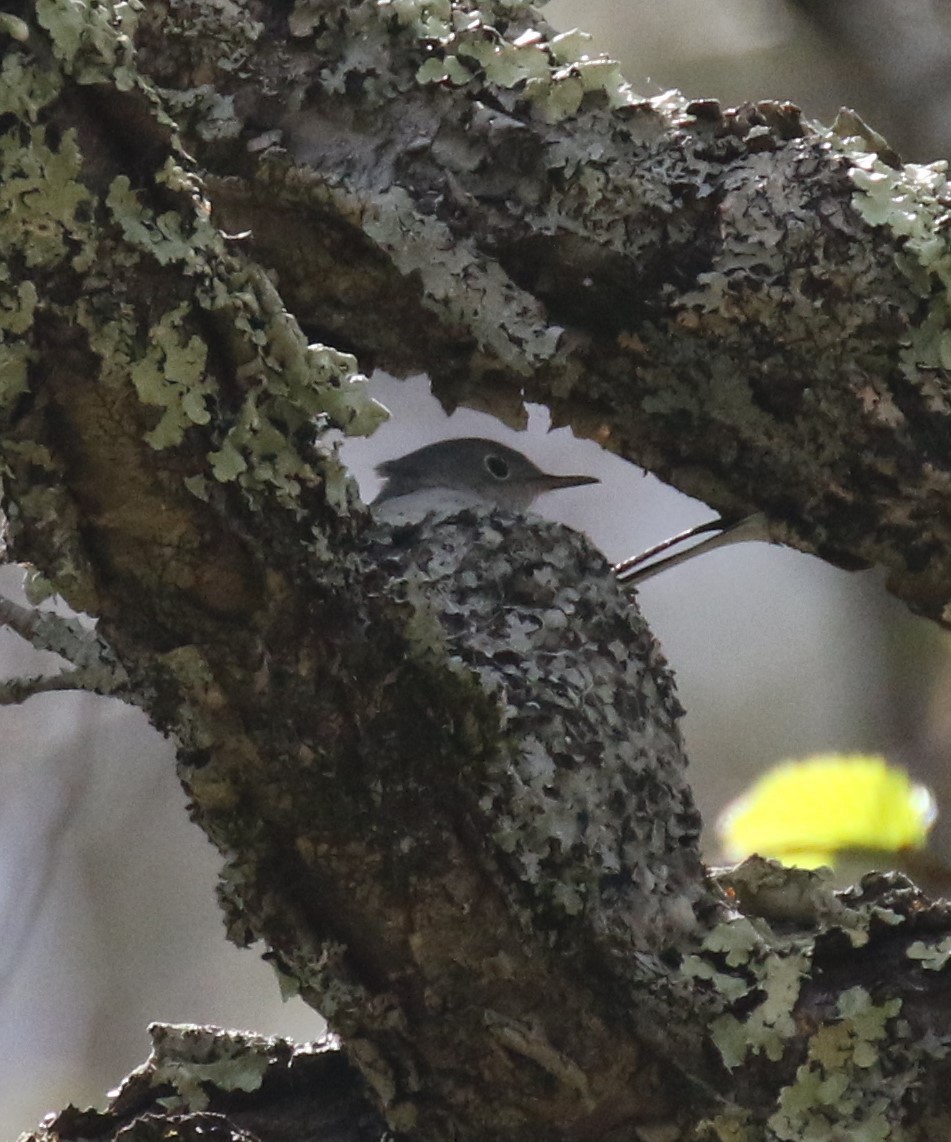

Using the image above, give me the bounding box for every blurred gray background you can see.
[5,1,951,1133]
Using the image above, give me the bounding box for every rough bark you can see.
[7,1,951,1140]
[24,1025,390,1142]
[128,0,951,626]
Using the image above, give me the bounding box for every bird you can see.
[371,436,767,583]
[372,437,600,523]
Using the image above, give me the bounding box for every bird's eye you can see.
[484,453,510,481]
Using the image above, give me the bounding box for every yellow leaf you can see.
[717,754,935,869]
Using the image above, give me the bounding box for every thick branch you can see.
[128,1,951,626]
[6,2,951,1140]
[22,1025,388,1142]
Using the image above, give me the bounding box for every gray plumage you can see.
[372,437,770,582]
[373,438,599,515]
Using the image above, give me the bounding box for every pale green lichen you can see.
[682,916,764,1006]
[155,0,263,81]
[708,945,809,1069]
[161,87,242,142]
[377,0,453,40]
[198,263,385,509]
[415,54,472,86]
[23,568,57,606]
[4,439,90,602]
[523,71,585,122]
[524,57,632,122]
[699,915,763,967]
[696,859,927,1100]
[269,959,303,1001]
[407,6,637,122]
[35,0,142,92]
[0,280,37,336]
[129,303,213,449]
[696,1110,756,1142]
[0,42,63,118]
[696,855,951,1135]
[362,186,563,373]
[548,28,592,65]
[0,126,90,269]
[679,953,749,1005]
[280,5,660,383]
[78,296,137,393]
[148,1024,275,1111]
[457,37,551,87]
[0,281,37,409]
[907,935,951,970]
[0,10,382,582]
[842,131,951,386]
[766,989,902,1142]
[106,169,221,268]
[0,343,29,407]
[0,11,382,516]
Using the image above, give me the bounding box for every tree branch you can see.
[22,1024,388,1142]
[0,592,120,664]
[131,0,951,625]
[7,1,951,1138]
[0,667,113,704]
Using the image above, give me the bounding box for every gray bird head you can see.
[373,437,599,516]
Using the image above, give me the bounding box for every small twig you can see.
[0,667,122,705]
[0,593,129,701]
[0,593,121,668]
